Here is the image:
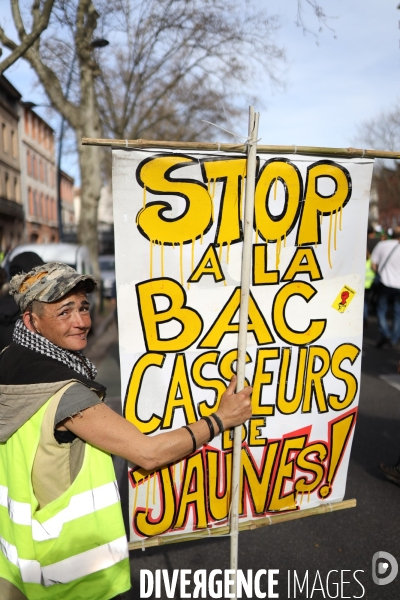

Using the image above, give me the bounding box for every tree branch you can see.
[0,0,55,75]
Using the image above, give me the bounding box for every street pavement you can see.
[87,315,400,599]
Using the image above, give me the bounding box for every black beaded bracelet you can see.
[182,425,197,454]
[211,413,224,434]
[202,416,215,443]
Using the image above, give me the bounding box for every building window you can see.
[28,187,33,215]
[2,124,7,153]
[33,190,38,216]
[4,172,10,199]
[14,177,19,202]
[32,116,37,140]
[11,130,17,158]
[33,155,37,179]
[24,109,30,135]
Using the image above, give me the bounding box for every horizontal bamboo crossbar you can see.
[82,137,400,159]
[128,498,356,551]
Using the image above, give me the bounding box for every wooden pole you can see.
[127,498,356,551]
[229,107,259,598]
[82,136,400,160]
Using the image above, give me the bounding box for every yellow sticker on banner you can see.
[332,285,356,313]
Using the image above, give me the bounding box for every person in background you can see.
[0,252,44,352]
[366,224,379,256]
[0,262,252,600]
[110,278,118,326]
[364,248,375,327]
[370,227,400,348]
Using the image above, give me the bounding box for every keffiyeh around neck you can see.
[13,319,97,380]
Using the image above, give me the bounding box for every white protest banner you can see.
[111,147,373,545]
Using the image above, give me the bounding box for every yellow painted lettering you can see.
[124,353,164,434]
[273,282,326,345]
[137,155,213,244]
[219,349,251,387]
[202,158,247,247]
[252,244,279,285]
[248,417,267,446]
[328,344,360,411]
[276,347,308,415]
[191,351,226,417]
[134,467,176,536]
[267,436,307,512]
[281,247,323,282]
[188,244,225,284]
[240,443,280,515]
[162,354,197,428]
[199,288,275,348]
[255,159,302,243]
[302,346,330,413]
[297,161,351,246]
[251,348,279,416]
[137,278,203,352]
[175,453,208,529]
[294,443,328,494]
[206,449,232,522]
[222,426,247,450]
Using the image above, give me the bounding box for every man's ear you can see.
[22,310,37,333]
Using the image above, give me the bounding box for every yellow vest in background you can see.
[365,258,375,290]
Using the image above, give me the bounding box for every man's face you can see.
[28,291,91,351]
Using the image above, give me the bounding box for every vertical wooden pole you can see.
[229,106,260,596]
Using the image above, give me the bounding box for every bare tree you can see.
[357,104,400,217]
[0,0,331,279]
[0,0,106,277]
[96,0,285,142]
[357,105,400,155]
[0,0,55,75]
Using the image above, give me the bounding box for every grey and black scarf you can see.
[13,319,97,380]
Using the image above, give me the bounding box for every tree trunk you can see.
[76,137,102,280]
[76,45,104,284]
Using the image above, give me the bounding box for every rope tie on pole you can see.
[293,144,297,154]
[125,139,129,147]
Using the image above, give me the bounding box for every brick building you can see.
[19,103,58,243]
[0,76,23,254]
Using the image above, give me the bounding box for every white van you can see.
[2,244,96,319]
[3,243,94,277]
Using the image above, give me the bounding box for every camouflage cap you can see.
[9,262,97,312]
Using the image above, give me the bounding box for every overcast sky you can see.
[2,0,400,182]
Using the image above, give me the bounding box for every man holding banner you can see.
[0,262,252,600]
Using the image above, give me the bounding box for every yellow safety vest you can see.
[365,258,375,289]
[0,397,130,599]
